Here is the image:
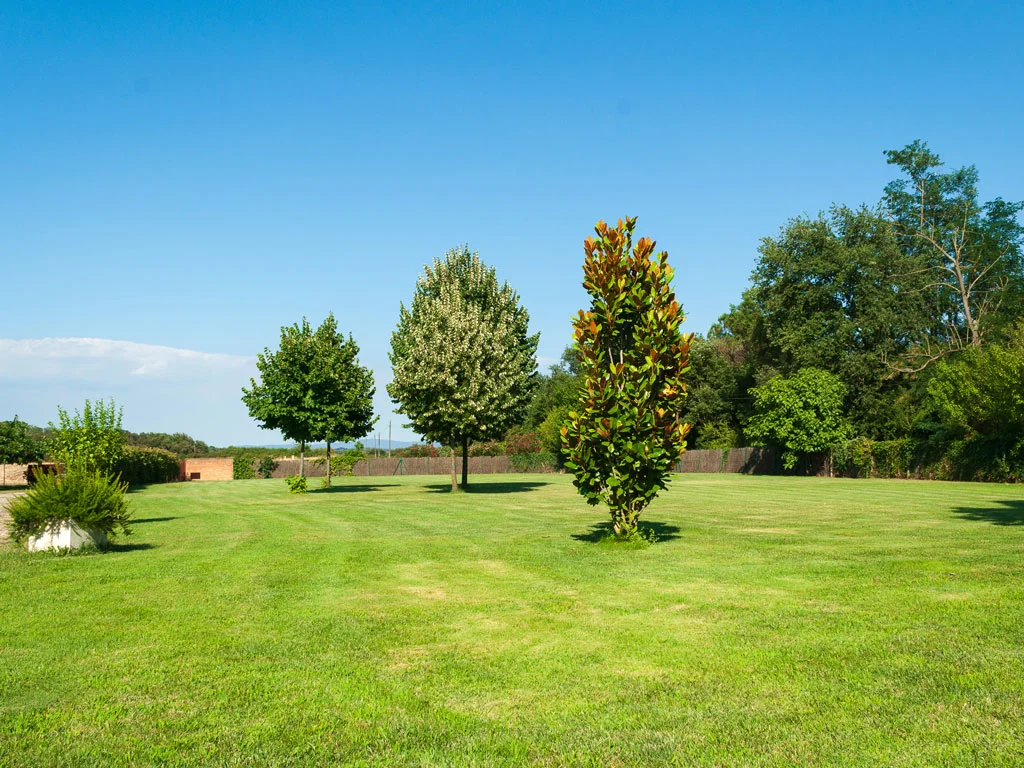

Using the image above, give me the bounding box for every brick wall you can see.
[0,464,29,486]
[180,458,234,482]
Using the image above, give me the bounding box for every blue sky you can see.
[2,1,1022,445]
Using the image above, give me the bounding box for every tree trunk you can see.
[325,441,332,488]
[300,441,305,477]
[450,444,457,492]
[461,436,469,489]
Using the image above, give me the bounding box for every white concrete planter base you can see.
[27,520,108,552]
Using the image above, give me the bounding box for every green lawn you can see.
[1,474,1023,767]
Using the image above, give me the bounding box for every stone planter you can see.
[26,519,108,552]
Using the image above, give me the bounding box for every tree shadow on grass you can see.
[572,520,682,544]
[312,483,387,494]
[953,500,1024,526]
[425,481,549,494]
[132,517,178,524]
[106,542,157,553]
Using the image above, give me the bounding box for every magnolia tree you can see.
[388,246,538,490]
[562,218,692,538]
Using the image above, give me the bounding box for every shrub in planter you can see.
[6,469,132,547]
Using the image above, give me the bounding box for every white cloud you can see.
[0,337,252,382]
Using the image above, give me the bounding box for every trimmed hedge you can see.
[830,436,1024,482]
[509,452,557,472]
[114,446,181,486]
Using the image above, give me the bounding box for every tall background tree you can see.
[563,218,692,538]
[884,140,1024,368]
[388,246,538,489]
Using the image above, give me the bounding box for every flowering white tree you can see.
[388,246,538,490]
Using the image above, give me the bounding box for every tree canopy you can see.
[745,368,848,470]
[388,246,538,489]
[243,314,376,478]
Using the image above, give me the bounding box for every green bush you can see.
[311,453,362,478]
[47,398,125,474]
[6,469,132,544]
[509,452,557,472]
[257,456,277,479]
[468,441,505,457]
[285,475,308,494]
[233,455,257,479]
[114,446,180,486]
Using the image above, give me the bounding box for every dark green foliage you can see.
[746,368,849,470]
[831,437,918,479]
[6,469,132,544]
[0,416,45,467]
[113,446,181,486]
[508,452,557,472]
[830,436,1024,483]
[679,336,747,448]
[123,431,210,457]
[926,323,1024,438]
[285,475,308,494]
[233,456,257,480]
[724,207,923,439]
[563,218,692,538]
[257,456,278,479]
[522,349,582,429]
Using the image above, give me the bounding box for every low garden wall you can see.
[674,447,775,474]
[0,464,29,487]
[180,458,234,482]
[257,449,774,478]
[265,455,519,478]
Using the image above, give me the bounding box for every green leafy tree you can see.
[746,368,848,470]
[721,206,925,439]
[48,399,125,475]
[388,246,538,490]
[884,140,1024,367]
[562,218,692,538]
[243,319,320,476]
[0,416,45,487]
[680,336,746,449]
[309,314,377,487]
[927,322,1024,438]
